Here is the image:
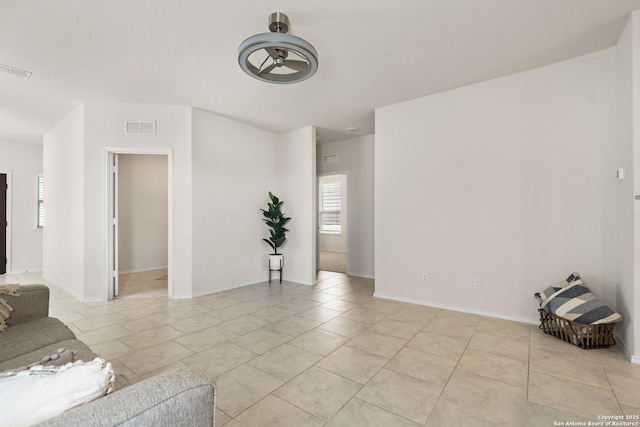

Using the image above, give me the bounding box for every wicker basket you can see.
[537,309,615,349]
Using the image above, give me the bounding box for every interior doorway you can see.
[317,173,348,273]
[106,148,172,300]
[0,173,7,275]
[117,154,168,297]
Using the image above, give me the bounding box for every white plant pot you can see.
[268,254,284,270]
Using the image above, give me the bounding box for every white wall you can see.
[375,49,617,322]
[118,154,168,273]
[0,140,43,273]
[191,108,277,296]
[43,102,193,300]
[42,104,86,298]
[318,134,375,278]
[276,127,316,285]
[631,12,640,362]
[318,174,347,253]
[616,12,640,359]
[43,100,319,300]
[83,102,192,299]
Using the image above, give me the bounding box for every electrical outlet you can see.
[473,278,482,289]
[422,273,429,283]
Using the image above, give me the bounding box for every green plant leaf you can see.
[262,192,290,252]
[263,238,275,251]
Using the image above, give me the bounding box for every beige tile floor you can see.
[4,270,640,426]
[319,251,347,274]
[118,268,168,298]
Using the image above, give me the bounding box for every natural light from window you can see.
[37,175,44,228]
[319,181,340,234]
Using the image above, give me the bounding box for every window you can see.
[319,182,341,234]
[37,175,44,228]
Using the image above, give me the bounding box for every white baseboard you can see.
[288,279,314,286]
[42,274,82,300]
[41,275,104,303]
[347,271,374,279]
[267,274,313,286]
[8,268,43,275]
[613,332,640,364]
[614,332,630,359]
[81,296,105,302]
[191,278,313,298]
[170,293,193,299]
[118,266,168,274]
[373,292,539,325]
[190,279,267,298]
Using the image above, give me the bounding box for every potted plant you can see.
[261,192,291,282]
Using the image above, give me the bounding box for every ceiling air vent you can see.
[124,121,156,135]
[0,64,32,80]
[322,153,339,164]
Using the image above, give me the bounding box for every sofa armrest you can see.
[3,285,50,327]
[37,367,216,427]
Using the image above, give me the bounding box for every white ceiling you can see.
[1,0,639,144]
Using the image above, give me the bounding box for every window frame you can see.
[319,181,341,235]
[37,174,44,229]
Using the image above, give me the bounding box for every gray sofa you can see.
[0,285,216,426]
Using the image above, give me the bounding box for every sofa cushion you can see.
[37,367,216,427]
[0,318,75,362]
[2,285,50,327]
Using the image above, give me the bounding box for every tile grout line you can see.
[35,270,638,426]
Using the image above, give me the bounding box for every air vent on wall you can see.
[0,64,32,80]
[124,121,156,135]
[322,153,339,164]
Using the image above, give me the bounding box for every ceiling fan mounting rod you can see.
[269,12,290,33]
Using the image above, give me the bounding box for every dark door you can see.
[0,174,6,274]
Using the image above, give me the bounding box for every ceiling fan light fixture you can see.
[238,13,318,84]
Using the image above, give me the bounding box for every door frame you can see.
[317,171,350,275]
[0,170,12,274]
[104,148,173,300]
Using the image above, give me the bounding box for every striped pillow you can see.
[535,272,581,303]
[540,281,621,324]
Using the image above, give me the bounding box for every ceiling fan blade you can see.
[257,55,271,73]
[259,62,277,75]
[283,59,308,72]
[265,47,280,61]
